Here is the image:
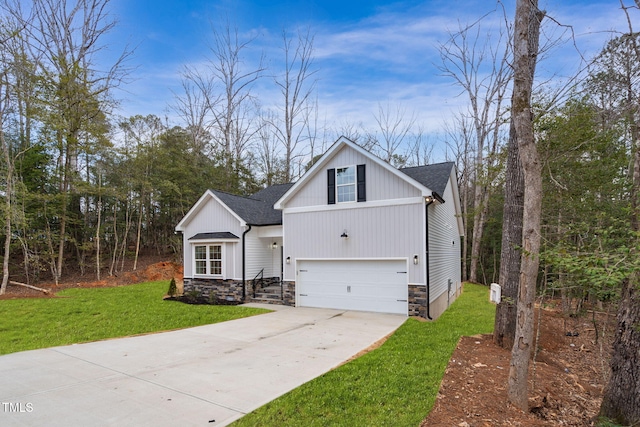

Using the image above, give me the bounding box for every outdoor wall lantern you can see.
[286,256,291,264]
[341,230,349,239]
[413,254,419,265]
[271,242,278,249]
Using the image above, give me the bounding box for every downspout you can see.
[425,197,435,320]
[242,224,252,301]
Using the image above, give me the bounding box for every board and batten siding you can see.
[181,195,244,278]
[427,178,462,303]
[282,202,425,284]
[287,147,422,208]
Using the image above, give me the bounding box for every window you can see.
[194,244,222,276]
[336,166,356,203]
[328,164,366,204]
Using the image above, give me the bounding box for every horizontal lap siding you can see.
[428,179,462,302]
[283,203,424,284]
[244,232,281,279]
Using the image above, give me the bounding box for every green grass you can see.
[0,281,270,355]
[231,283,495,427]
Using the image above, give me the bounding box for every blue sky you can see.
[104,0,636,156]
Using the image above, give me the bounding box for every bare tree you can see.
[371,101,416,166]
[407,126,435,167]
[507,0,544,410]
[443,112,475,282]
[209,21,264,158]
[268,27,317,182]
[173,76,215,155]
[438,14,512,283]
[256,110,286,186]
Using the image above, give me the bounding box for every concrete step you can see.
[246,296,284,305]
[253,292,282,300]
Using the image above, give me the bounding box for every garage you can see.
[296,259,408,315]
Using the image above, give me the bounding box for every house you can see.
[175,137,464,318]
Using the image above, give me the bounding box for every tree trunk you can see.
[494,1,542,349]
[95,196,102,281]
[493,120,524,349]
[598,276,640,425]
[469,182,486,283]
[109,203,118,277]
[599,23,640,420]
[1,151,11,296]
[507,0,544,411]
[133,198,143,271]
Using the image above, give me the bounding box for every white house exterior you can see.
[176,137,464,318]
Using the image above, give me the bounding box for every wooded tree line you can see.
[444,4,640,323]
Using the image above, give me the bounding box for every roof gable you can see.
[175,189,246,232]
[275,136,432,209]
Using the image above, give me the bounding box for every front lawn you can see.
[0,281,270,355]
[232,283,495,427]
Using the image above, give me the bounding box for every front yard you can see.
[0,281,269,355]
[0,280,496,426]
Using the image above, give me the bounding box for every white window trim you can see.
[192,243,225,278]
[336,165,357,204]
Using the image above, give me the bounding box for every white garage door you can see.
[296,259,408,315]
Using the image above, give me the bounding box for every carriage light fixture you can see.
[413,254,419,265]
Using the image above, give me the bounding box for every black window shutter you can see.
[357,164,366,202]
[327,168,336,204]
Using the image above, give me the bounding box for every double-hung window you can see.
[194,244,222,276]
[336,166,356,203]
[328,164,365,204]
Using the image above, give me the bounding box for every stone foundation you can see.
[282,281,295,306]
[408,284,427,317]
[183,278,244,302]
[184,277,289,305]
[408,283,461,319]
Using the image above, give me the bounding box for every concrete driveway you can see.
[0,304,406,427]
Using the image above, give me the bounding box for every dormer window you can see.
[328,164,366,204]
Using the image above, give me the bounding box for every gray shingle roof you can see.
[211,183,294,226]
[400,162,455,200]
[209,162,454,225]
[189,232,239,240]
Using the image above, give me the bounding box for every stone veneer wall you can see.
[282,281,295,306]
[185,277,288,304]
[183,278,244,302]
[408,284,427,318]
